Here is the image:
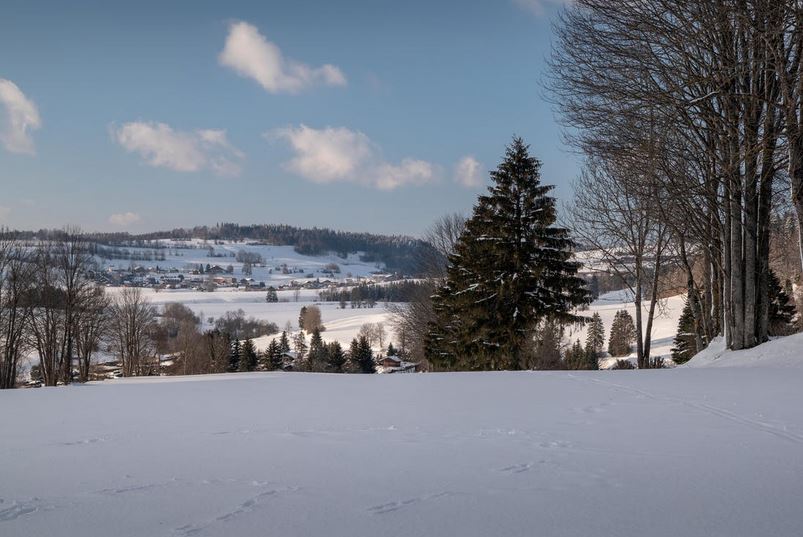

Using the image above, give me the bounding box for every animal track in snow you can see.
[59,437,105,446]
[498,463,534,474]
[368,492,450,515]
[173,486,297,536]
[0,499,43,522]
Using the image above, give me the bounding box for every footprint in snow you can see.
[368,492,450,515]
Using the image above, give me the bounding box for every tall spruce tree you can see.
[326,341,347,373]
[608,310,636,357]
[348,338,361,373]
[352,336,376,374]
[564,339,585,370]
[298,306,307,331]
[293,331,308,362]
[585,312,605,357]
[670,299,697,365]
[270,339,284,370]
[279,331,291,353]
[307,328,327,371]
[309,328,324,357]
[240,339,258,372]
[426,138,590,370]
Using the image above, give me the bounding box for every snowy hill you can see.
[3,334,803,536]
[687,332,803,368]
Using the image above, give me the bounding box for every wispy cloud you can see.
[219,21,346,94]
[111,121,244,177]
[512,0,572,16]
[269,124,437,190]
[0,78,41,155]
[108,212,141,226]
[454,155,483,188]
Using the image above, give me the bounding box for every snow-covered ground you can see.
[2,334,803,536]
[120,287,398,351]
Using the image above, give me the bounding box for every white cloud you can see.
[112,122,244,176]
[108,212,141,226]
[269,124,437,190]
[454,155,483,188]
[0,78,41,155]
[219,21,346,94]
[512,0,572,16]
[0,206,10,222]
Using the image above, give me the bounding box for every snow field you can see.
[2,336,803,536]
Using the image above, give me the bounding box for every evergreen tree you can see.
[259,339,275,370]
[531,319,564,370]
[307,328,327,371]
[348,338,361,373]
[768,270,797,336]
[671,299,698,365]
[298,306,308,331]
[228,339,241,372]
[326,341,347,373]
[309,327,324,356]
[564,339,586,369]
[279,331,291,353]
[293,331,308,361]
[240,339,258,372]
[426,138,590,370]
[265,286,279,303]
[608,310,636,357]
[386,342,397,357]
[583,343,600,370]
[350,336,375,373]
[585,312,605,356]
[267,338,284,370]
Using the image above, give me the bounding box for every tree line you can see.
[318,281,430,305]
[548,0,803,359]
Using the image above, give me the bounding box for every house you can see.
[377,355,420,374]
[206,265,227,275]
[280,350,298,370]
[379,355,403,368]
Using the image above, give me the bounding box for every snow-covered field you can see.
[2,334,803,536]
[120,287,398,350]
[98,240,387,285]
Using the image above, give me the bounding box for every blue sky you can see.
[0,0,579,236]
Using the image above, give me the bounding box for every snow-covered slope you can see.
[687,332,803,368]
[3,336,803,537]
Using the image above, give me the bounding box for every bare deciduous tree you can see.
[108,288,157,377]
[390,214,466,366]
[0,237,34,389]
